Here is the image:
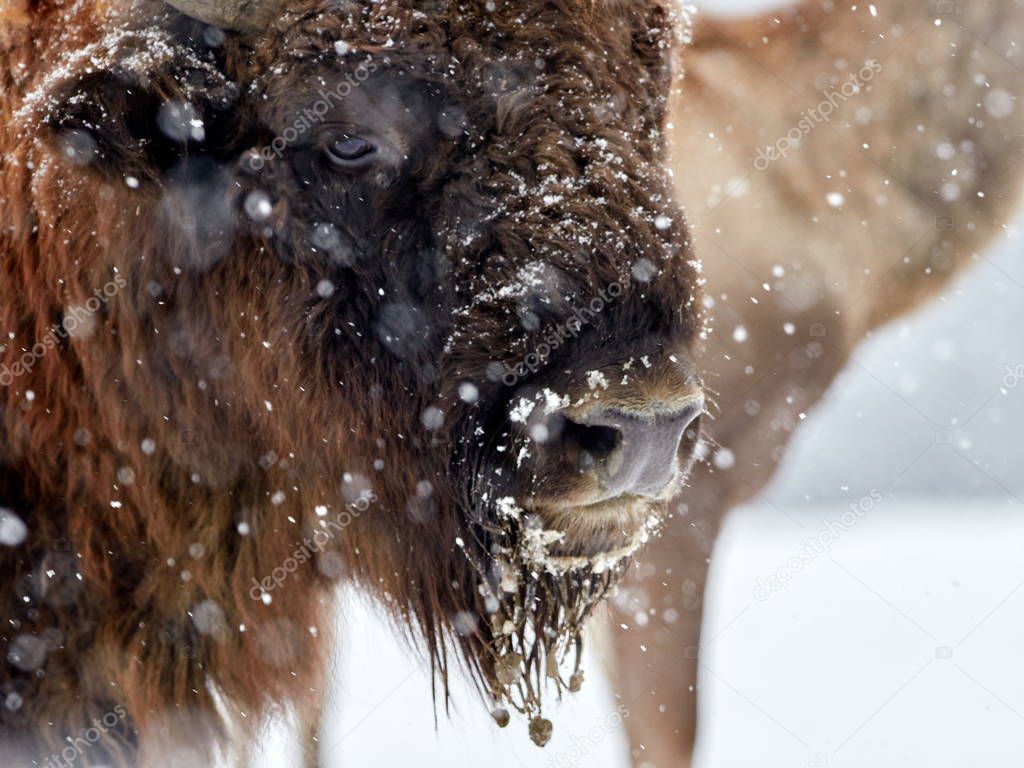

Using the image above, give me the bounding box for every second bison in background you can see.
[616,0,1024,765]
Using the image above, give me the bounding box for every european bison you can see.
[0,0,703,764]
[614,0,1024,765]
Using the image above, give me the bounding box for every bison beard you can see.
[0,0,701,763]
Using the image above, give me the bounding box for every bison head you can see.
[8,0,703,742]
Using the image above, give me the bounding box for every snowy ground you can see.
[283,500,1024,768]
[697,501,1024,768]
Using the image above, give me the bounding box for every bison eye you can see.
[326,136,376,169]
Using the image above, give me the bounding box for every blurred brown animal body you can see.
[614,1,1024,765]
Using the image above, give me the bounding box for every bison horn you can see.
[163,0,286,34]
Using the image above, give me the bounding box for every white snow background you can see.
[243,1,1024,765]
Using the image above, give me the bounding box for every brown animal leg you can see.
[612,440,810,767]
[610,309,849,768]
[622,0,1024,764]
[298,687,325,768]
[612,520,718,768]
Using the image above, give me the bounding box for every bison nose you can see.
[558,398,703,499]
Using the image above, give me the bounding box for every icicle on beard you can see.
[459,487,648,747]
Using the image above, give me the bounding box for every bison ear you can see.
[41,66,241,184]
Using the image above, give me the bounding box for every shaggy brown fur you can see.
[0,0,702,764]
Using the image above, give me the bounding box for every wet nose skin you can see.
[569,400,703,499]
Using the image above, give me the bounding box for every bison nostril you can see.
[558,417,622,473]
[570,400,703,499]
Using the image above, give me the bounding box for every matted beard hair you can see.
[458,459,657,746]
